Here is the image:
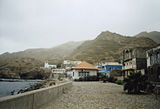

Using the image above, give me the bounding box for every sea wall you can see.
[0,81,72,109]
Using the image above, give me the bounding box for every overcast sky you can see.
[0,0,160,54]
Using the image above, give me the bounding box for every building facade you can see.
[62,60,82,69]
[146,45,160,82]
[71,61,98,80]
[97,62,122,77]
[51,69,66,79]
[44,62,57,69]
[52,69,66,74]
[122,47,149,77]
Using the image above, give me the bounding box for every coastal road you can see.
[42,82,160,109]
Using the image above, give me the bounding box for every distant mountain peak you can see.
[100,30,119,35]
[95,31,125,43]
[135,31,160,44]
[103,30,113,34]
[135,31,148,36]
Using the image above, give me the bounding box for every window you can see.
[150,55,154,65]
[105,66,107,70]
[82,72,84,76]
[130,62,132,65]
[132,60,136,65]
[86,72,89,76]
[73,72,74,76]
[80,72,83,76]
[157,53,160,63]
[117,67,121,70]
[110,67,113,71]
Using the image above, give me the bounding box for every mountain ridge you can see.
[0,30,159,78]
[0,41,84,64]
[135,31,160,44]
[70,31,157,63]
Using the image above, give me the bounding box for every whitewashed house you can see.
[71,61,99,80]
[44,62,57,69]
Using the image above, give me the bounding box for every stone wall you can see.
[0,81,72,109]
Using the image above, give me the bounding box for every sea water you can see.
[0,79,41,97]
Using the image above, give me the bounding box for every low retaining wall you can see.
[0,81,72,109]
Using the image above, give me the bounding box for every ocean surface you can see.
[0,79,41,98]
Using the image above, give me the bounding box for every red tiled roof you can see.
[73,61,99,70]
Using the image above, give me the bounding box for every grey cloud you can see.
[0,0,160,54]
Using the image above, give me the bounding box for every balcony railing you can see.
[122,65,136,70]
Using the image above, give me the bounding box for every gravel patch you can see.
[43,82,160,109]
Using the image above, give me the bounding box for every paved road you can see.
[44,82,160,109]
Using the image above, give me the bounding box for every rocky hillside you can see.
[71,31,157,64]
[0,30,158,79]
[0,57,43,79]
[0,41,83,79]
[135,31,160,44]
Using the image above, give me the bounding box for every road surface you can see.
[42,82,160,109]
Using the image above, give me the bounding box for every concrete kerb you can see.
[0,81,72,109]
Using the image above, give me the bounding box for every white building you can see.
[62,60,82,69]
[52,69,66,74]
[52,69,66,79]
[70,61,98,80]
[63,60,82,65]
[44,62,57,69]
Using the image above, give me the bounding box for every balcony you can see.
[122,65,136,70]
